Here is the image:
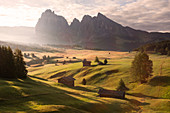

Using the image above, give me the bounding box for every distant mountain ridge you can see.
[35,9,170,51]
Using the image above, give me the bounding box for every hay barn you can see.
[98,88,125,99]
[58,76,76,87]
[82,59,91,66]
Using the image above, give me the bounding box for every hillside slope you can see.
[27,51,170,112]
[0,77,139,113]
[0,50,169,112]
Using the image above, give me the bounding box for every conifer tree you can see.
[6,46,16,78]
[94,56,99,62]
[131,52,153,83]
[0,46,16,78]
[116,79,129,91]
[14,49,27,79]
[104,59,108,65]
[82,78,86,85]
[167,51,170,56]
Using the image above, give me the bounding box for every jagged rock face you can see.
[36,9,69,36]
[35,10,170,51]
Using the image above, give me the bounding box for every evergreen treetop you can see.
[94,56,99,62]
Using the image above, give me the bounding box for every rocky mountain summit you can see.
[35,9,170,51]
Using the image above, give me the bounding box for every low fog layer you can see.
[0,27,64,45]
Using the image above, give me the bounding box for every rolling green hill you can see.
[28,53,170,99]
[0,77,139,113]
[0,52,170,112]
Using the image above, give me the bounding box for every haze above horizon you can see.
[0,0,170,32]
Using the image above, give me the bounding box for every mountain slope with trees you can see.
[135,40,170,55]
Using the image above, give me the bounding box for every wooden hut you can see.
[98,88,125,99]
[82,59,91,66]
[58,76,76,87]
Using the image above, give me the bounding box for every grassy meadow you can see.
[0,49,170,113]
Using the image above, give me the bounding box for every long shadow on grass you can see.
[126,98,150,106]
[0,77,137,112]
[88,69,119,84]
[148,76,170,87]
[0,77,87,112]
[28,75,48,81]
[0,79,33,111]
[126,93,162,99]
[74,86,96,93]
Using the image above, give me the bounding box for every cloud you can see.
[106,0,170,31]
[0,0,169,32]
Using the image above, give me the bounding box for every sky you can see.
[0,0,170,32]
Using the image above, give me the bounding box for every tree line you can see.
[0,46,27,79]
[135,40,170,56]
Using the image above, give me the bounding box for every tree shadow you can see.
[126,98,150,106]
[24,56,33,60]
[0,77,138,112]
[126,93,161,99]
[0,77,87,112]
[28,75,48,81]
[90,65,98,67]
[74,86,96,93]
[148,76,170,87]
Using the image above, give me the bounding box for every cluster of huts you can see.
[57,76,125,99]
[57,59,125,99]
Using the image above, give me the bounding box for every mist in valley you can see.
[0,26,64,45]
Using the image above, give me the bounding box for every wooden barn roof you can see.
[58,76,76,81]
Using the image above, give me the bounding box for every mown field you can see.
[0,49,170,113]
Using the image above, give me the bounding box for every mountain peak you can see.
[44,9,55,14]
[36,10,170,51]
[70,18,80,27]
[73,18,80,23]
[97,12,106,18]
[35,9,68,34]
[81,15,92,22]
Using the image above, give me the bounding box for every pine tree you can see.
[116,79,129,91]
[0,46,16,78]
[14,49,27,79]
[167,51,170,56]
[94,56,99,62]
[104,59,108,65]
[82,78,86,85]
[43,55,47,60]
[0,46,4,77]
[6,46,16,78]
[131,52,153,83]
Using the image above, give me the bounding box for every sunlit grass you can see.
[0,52,169,112]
